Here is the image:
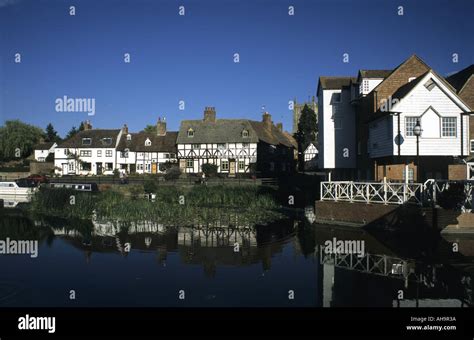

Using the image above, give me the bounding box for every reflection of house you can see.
[318,55,473,181]
[33,142,57,162]
[116,120,178,174]
[54,122,122,175]
[176,107,296,176]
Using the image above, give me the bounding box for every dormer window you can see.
[126,134,132,141]
[242,129,249,138]
[424,79,436,91]
[82,138,92,146]
[102,138,112,146]
[145,138,151,146]
[187,128,194,137]
[408,77,416,82]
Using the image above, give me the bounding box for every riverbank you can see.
[29,185,284,226]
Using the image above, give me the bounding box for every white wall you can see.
[369,73,470,158]
[318,88,356,169]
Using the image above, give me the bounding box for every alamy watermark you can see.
[0,238,38,258]
[323,237,365,258]
[55,95,95,116]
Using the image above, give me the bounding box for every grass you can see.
[30,185,283,226]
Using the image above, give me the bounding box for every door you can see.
[229,160,236,177]
[62,164,68,175]
[152,163,157,174]
[96,163,103,175]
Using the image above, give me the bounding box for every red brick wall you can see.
[448,164,467,180]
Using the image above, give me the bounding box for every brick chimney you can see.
[122,124,128,134]
[83,120,92,130]
[276,123,283,132]
[262,112,272,130]
[157,117,167,136]
[203,107,216,123]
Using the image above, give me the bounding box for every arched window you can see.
[145,138,151,146]
[242,129,249,138]
[187,128,194,137]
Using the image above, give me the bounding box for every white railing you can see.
[320,180,423,205]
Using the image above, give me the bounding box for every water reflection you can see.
[1,208,473,307]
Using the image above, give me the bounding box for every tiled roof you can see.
[359,70,392,79]
[446,65,474,92]
[176,118,296,148]
[58,129,121,148]
[318,77,357,90]
[117,131,178,152]
[33,142,55,150]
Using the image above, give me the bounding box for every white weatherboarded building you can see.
[33,142,57,162]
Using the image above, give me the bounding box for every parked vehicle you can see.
[0,181,36,207]
[27,174,49,184]
[15,178,38,188]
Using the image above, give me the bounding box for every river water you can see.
[0,209,472,307]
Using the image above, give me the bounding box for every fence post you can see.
[366,184,370,204]
[350,181,353,203]
[320,182,323,201]
[383,177,387,205]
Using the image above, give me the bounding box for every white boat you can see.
[0,181,36,207]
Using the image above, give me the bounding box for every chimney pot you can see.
[157,117,167,136]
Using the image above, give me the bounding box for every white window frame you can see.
[82,138,92,146]
[441,117,457,138]
[405,117,419,137]
[470,140,474,153]
[97,150,102,157]
[186,159,193,168]
[106,150,113,157]
[80,150,92,157]
[238,160,245,170]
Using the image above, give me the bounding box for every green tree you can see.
[65,122,85,139]
[45,123,61,142]
[296,104,317,171]
[142,125,156,133]
[0,120,45,161]
[297,104,317,149]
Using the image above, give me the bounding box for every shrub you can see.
[437,182,467,210]
[201,163,218,177]
[164,166,181,181]
[143,178,159,193]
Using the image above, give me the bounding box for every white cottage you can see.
[33,142,57,162]
[54,122,122,176]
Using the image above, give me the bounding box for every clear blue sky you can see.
[1,0,473,137]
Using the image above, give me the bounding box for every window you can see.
[106,150,112,157]
[242,142,249,147]
[145,163,151,172]
[97,150,102,157]
[242,129,249,138]
[186,159,193,168]
[102,138,112,146]
[64,149,68,155]
[82,138,92,146]
[405,117,419,137]
[145,138,151,146]
[126,134,132,141]
[221,160,229,171]
[82,162,91,171]
[217,143,226,149]
[170,153,176,159]
[441,117,456,137]
[80,150,92,157]
[424,79,436,91]
[238,161,245,170]
[164,153,170,159]
[187,128,194,137]
[191,144,200,149]
[105,163,113,170]
[471,140,474,153]
[68,163,74,171]
[137,164,144,171]
[362,80,369,93]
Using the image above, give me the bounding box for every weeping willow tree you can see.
[0,120,45,161]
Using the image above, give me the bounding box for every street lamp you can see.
[413,120,422,182]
